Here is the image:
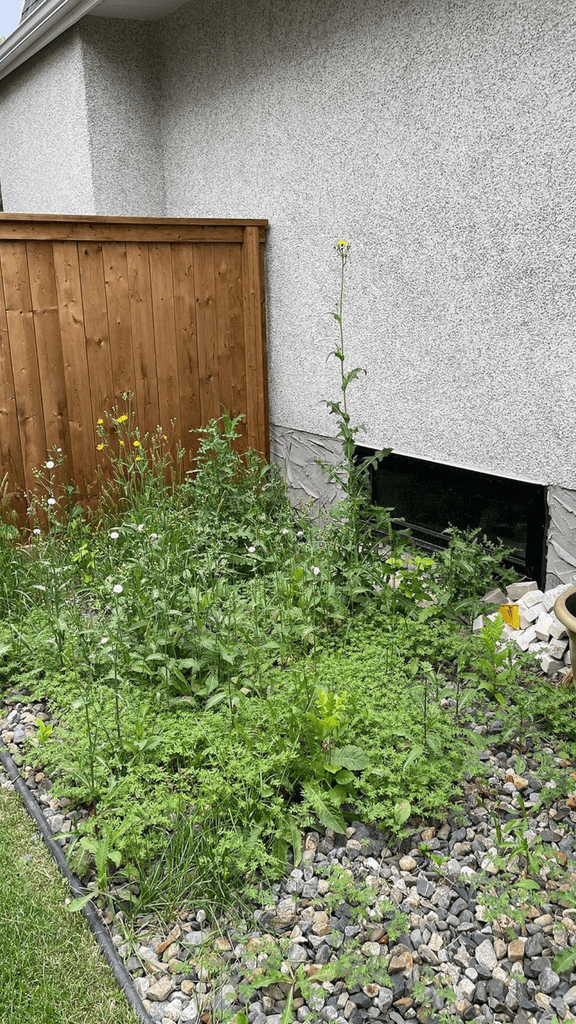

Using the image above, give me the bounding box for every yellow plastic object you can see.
[499,604,520,629]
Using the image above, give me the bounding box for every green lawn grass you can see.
[0,789,137,1024]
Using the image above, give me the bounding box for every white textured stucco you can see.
[0,28,94,214]
[79,18,166,216]
[156,0,576,490]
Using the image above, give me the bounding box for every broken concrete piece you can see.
[482,587,507,605]
[506,581,538,601]
[534,613,554,641]
[472,615,485,634]
[548,638,568,660]
[519,604,543,628]
[515,625,539,651]
[549,615,568,640]
[540,653,565,676]
[520,589,545,609]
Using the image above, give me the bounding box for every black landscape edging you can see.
[0,741,154,1024]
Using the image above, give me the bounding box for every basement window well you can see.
[356,448,548,588]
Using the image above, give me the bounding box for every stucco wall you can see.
[157,0,576,490]
[0,28,95,214]
[79,18,166,217]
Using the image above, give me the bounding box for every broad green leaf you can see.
[553,946,576,974]
[302,782,346,834]
[403,744,424,771]
[331,745,369,770]
[66,892,94,913]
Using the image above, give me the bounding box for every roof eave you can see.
[0,0,104,82]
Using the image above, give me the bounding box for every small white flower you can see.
[56,448,62,453]
[100,636,109,645]
[47,497,56,506]
[281,528,289,535]
[112,584,123,595]
[247,546,256,554]
[150,533,158,540]
[296,530,304,538]
[33,528,41,535]
[137,524,144,532]
[311,565,321,576]
[109,531,119,540]
[44,460,55,470]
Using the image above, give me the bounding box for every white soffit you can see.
[88,0,187,19]
[0,0,187,80]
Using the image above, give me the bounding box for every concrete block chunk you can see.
[482,588,507,605]
[515,625,539,651]
[549,614,568,639]
[540,653,565,676]
[534,612,554,640]
[506,581,538,601]
[548,638,568,660]
[519,604,543,628]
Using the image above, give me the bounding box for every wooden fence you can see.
[0,214,268,521]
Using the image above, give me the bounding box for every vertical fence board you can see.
[103,243,137,412]
[126,242,160,443]
[148,243,180,454]
[242,226,268,456]
[78,242,114,423]
[171,243,201,473]
[0,262,26,519]
[1,243,47,494]
[52,241,96,502]
[27,241,70,502]
[193,244,221,426]
[214,242,247,446]
[0,216,268,523]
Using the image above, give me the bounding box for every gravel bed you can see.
[2,699,576,1024]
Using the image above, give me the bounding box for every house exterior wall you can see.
[79,18,166,217]
[155,0,575,493]
[0,28,95,214]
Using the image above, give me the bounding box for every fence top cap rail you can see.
[0,214,268,227]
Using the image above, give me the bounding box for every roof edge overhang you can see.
[0,0,103,82]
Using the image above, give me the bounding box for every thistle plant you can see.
[319,240,391,577]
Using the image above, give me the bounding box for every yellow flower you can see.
[97,418,103,425]
[119,440,125,446]
[132,440,140,447]
[135,456,141,462]
[117,414,128,424]
[96,443,104,451]
[162,435,167,441]
[334,239,351,257]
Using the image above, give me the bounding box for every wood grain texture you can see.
[0,218,269,522]
[214,243,247,448]
[171,242,200,472]
[1,242,47,496]
[242,226,269,457]
[52,242,96,501]
[126,242,161,442]
[193,243,221,427]
[0,260,26,519]
[148,243,180,459]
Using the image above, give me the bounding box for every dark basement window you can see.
[356,448,548,587]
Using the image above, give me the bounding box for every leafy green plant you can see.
[318,240,391,583]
